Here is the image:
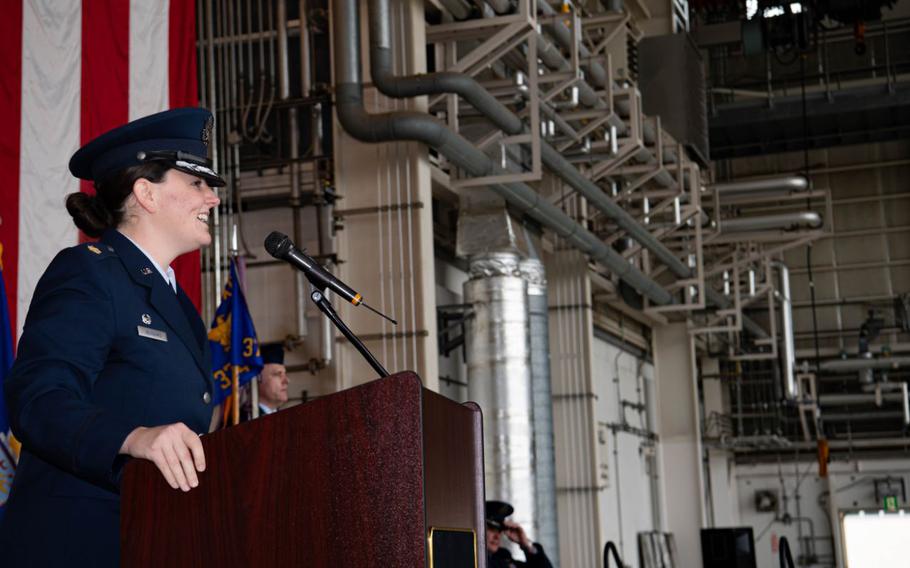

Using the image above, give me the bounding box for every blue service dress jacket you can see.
[0,229,214,567]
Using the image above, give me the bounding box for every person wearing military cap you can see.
[241,342,289,421]
[485,500,554,568]
[0,107,224,567]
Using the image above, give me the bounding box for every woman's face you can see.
[153,169,220,254]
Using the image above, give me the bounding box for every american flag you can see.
[0,0,203,343]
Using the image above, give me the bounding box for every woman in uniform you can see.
[0,108,224,566]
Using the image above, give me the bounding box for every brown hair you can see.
[65,162,170,238]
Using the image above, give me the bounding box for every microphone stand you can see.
[310,287,389,378]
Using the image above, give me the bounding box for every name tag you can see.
[137,326,168,342]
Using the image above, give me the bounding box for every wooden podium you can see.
[121,372,485,567]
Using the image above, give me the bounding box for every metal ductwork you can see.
[520,239,559,562]
[774,262,797,400]
[464,253,538,551]
[711,175,809,197]
[368,0,687,277]
[334,0,677,306]
[361,0,770,339]
[338,0,772,343]
[720,212,822,233]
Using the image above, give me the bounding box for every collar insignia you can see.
[87,245,102,255]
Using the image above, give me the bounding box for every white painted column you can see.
[653,323,705,567]
[545,247,601,568]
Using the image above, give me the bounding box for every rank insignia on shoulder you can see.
[87,245,102,255]
[140,267,153,276]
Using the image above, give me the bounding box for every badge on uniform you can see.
[137,326,168,342]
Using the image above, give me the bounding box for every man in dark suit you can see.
[241,343,289,420]
[485,500,555,568]
[0,108,224,567]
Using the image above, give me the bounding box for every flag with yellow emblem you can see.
[207,259,263,415]
[0,243,18,521]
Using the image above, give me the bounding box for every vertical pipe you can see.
[776,262,797,400]
[902,382,909,425]
[520,250,560,564]
[277,0,307,340]
[206,0,222,302]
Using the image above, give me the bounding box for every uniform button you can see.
[203,391,212,404]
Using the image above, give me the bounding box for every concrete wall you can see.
[717,457,910,568]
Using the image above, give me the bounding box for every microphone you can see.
[264,231,397,325]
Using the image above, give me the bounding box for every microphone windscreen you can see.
[264,231,292,258]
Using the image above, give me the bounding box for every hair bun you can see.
[65,192,112,238]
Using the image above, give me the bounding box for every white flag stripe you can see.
[129,0,170,120]
[17,0,82,336]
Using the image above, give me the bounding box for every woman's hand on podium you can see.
[120,423,206,492]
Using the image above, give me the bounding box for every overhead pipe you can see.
[774,262,797,400]
[819,356,910,373]
[711,175,809,197]
[720,212,822,233]
[365,0,769,338]
[440,0,474,20]
[820,411,905,421]
[818,392,906,405]
[335,0,674,306]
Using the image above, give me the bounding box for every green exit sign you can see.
[884,496,899,512]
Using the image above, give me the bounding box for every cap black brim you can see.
[172,164,227,187]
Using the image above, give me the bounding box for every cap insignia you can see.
[202,116,214,147]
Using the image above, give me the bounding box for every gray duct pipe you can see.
[820,411,905,421]
[336,0,674,305]
[774,262,797,400]
[720,212,822,233]
[440,0,474,20]
[819,357,910,373]
[465,253,537,554]
[818,392,906,405]
[520,245,559,562]
[711,175,809,197]
[483,0,512,15]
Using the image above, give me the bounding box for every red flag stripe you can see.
[80,0,130,243]
[0,0,23,337]
[169,0,203,311]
